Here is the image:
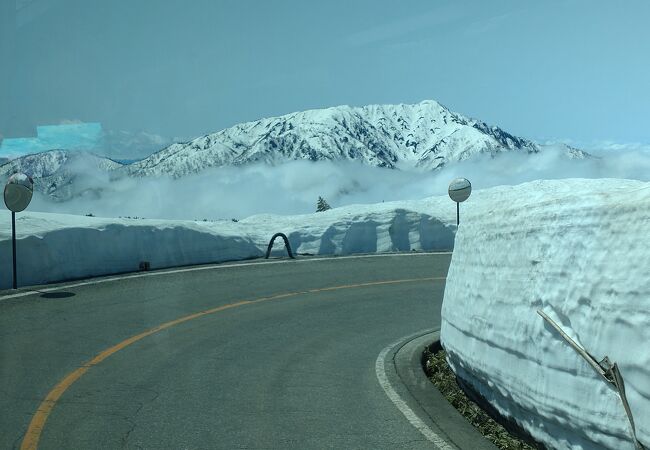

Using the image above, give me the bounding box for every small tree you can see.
[316,196,331,212]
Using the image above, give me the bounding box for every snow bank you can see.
[441,178,650,449]
[0,197,456,289]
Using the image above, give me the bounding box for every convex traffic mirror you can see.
[4,173,34,289]
[448,177,471,226]
[448,177,471,203]
[4,173,34,212]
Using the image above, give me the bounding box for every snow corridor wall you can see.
[440,179,650,450]
[0,205,455,289]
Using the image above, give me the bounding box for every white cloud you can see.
[25,144,650,221]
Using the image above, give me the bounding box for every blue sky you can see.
[2,0,650,149]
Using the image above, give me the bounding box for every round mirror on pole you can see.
[448,177,471,226]
[4,173,34,212]
[4,173,34,289]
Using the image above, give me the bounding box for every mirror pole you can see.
[12,211,17,289]
[456,202,459,226]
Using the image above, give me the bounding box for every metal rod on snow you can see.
[538,309,644,449]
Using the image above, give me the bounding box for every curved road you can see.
[0,252,452,449]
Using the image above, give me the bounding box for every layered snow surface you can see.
[1,178,648,449]
[442,178,649,449]
[0,196,456,290]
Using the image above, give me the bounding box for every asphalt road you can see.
[0,252,452,449]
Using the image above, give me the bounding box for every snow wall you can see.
[0,197,456,289]
[441,178,650,449]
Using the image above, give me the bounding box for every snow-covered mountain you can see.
[1,100,592,200]
[0,150,123,200]
[126,100,590,178]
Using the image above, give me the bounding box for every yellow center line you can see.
[20,276,444,450]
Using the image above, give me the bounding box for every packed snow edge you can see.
[440,177,650,449]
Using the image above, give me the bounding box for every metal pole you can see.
[12,211,17,289]
[456,202,460,226]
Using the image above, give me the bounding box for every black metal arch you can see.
[265,233,295,259]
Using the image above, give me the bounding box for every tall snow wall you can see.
[441,178,650,449]
[0,198,455,290]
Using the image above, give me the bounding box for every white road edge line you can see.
[0,251,452,301]
[375,330,455,450]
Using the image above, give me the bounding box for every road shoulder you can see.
[383,329,497,450]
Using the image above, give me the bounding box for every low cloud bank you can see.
[26,145,650,220]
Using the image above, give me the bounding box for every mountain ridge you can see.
[0,100,591,200]
[0,149,123,200]
[125,100,588,178]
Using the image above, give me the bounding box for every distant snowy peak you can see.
[1,101,593,203]
[0,150,122,177]
[0,150,123,200]
[127,100,589,178]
